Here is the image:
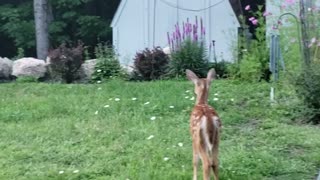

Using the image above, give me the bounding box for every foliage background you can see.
[0,0,120,58]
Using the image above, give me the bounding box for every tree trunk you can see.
[34,0,51,60]
[299,0,311,65]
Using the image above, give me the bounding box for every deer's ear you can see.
[207,68,216,83]
[186,69,199,84]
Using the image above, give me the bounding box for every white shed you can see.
[111,0,240,66]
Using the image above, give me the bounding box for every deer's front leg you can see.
[193,148,199,180]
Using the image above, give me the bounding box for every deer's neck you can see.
[196,91,209,105]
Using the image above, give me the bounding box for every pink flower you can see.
[263,11,272,16]
[285,0,295,5]
[252,19,258,25]
[249,17,255,21]
[245,5,250,11]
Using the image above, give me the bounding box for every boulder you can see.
[163,46,171,55]
[0,57,13,80]
[76,59,97,82]
[12,58,47,79]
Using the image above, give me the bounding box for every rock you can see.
[0,57,13,80]
[122,64,133,73]
[76,59,97,82]
[12,58,47,79]
[163,46,171,55]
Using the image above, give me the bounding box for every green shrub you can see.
[294,63,320,124]
[233,6,269,82]
[91,44,125,83]
[208,61,231,78]
[227,62,240,79]
[239,52,264,82]
[48,43,84,83]
[14,48,25,60]
[131,47,169,81]
[167,17,209,78]
[169,39,208,78]
[15,76,38,83]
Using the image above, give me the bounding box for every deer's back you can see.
[190,104,221,146]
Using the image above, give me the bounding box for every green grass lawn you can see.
[0,80,319,180]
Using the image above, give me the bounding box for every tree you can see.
[33,0,51,60]
[0,0,120,58]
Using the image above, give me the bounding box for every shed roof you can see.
[110,0,128,27]
[229,0,243,23]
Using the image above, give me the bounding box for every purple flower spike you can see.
[200,18,203,34]
[171,39,174,50]
[195,16,198,28]
[186,24,190,37]
[202,27,206,36]
[193,24,197,34]
[193,33,198,42]
[177,24,181,40]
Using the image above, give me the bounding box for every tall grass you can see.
[0,80,319,179]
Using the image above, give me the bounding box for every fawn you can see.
[186,68,221,180]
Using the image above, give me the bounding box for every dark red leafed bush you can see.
[132,47,169,81]
[48,43,84,83]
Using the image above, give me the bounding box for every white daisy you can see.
[169,106,174,108]
[150,116,156,121]
[144,102,150,105]
[73,169,79,173]
[58,171,64,174]
[147,135,154,140]
[132,97,137,101]
[164,157,169,161]
[115,98,120,101]
[94,111,99,115]
[178,143,183,147]
[104,105,110,108]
